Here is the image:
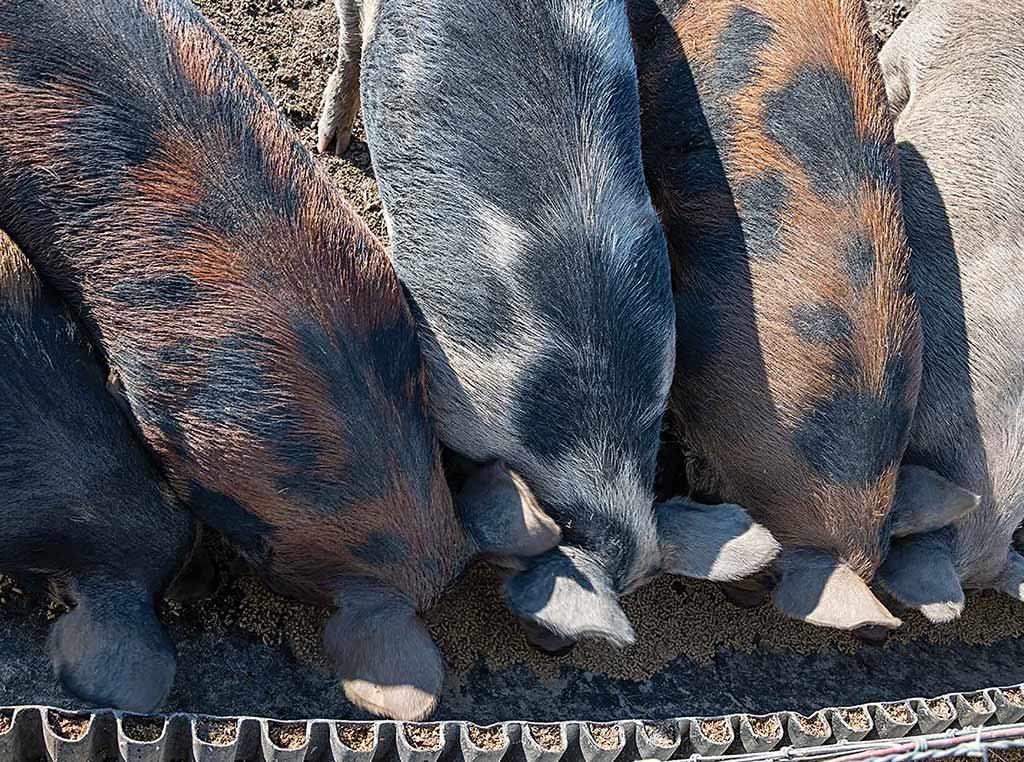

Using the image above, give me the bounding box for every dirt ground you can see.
[867,0,917,42]
[5,0,1023,725]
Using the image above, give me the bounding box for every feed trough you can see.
[2,686,1024,762]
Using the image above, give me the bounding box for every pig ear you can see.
[878,532,964,623]
[773,549,902,631]
[996,551,1024,602]
[890,465,980,538]
[457,461,561,560]
[326,580,442,720]
[48,581,176,713]
[655,498,780,581]
[504,547,635,648]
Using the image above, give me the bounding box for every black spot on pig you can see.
[271,414,360,513]
[793,386,907,486]
[107,274,200,310]
[862,139,899,192]
[880,353,914,431]
[459,273,517,354]
[762,65,889,202]
[420,555,442,577]
[733,170,789,261]
[349,532,410,566]
[513,352,583,459]
[790,302,853,344]
[292,315,433,504]
[839,226,876,290]
[116,342,195,445]
[72,100,161,175]
[514,218,671,463]
[187,334,279,431]
[883,353,910,402]
[712,7,773,96]
[0,154,61,248]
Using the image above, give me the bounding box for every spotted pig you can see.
[0,0,560,720]
[875,0,1024,621]
[318,0,780,652]
[630,0,978,633]
[0,231,201,712]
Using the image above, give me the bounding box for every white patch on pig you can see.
[475,202,532,270]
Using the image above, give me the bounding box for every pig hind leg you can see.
[318,0,364,155]
[47,578,175,713]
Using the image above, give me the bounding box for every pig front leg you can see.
[47,578,176,713]
[318,0,365,155]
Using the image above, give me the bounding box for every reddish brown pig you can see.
[0,0,558,720]
[630,0,977,632]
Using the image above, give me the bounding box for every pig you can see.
[629,0,978,633]
[0,231,197,712]
[316,0,782,653]
[0,0,561,720]
[875,0,1024,621]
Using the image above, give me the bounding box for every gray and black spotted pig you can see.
[317,0,780,653]
[631,0,978,633]
[875,0,1024,621]
[0,0,560,720]
[0,232,198,712]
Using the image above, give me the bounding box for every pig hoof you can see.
[48,602,175,712]
[721,582,770,609]
[319,126,353,157]
[853,624,891,645]
[317,65,358,157]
